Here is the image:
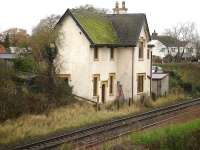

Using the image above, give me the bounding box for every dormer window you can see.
[139,41,144,60]
[94,47,99,60]
[110,48,114,60]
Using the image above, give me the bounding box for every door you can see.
[101,84,106,103]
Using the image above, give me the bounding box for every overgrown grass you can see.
[130,118,200,149]
[0,101,140,147]
[102,118,200,150]
[0,92,192,148]
[151,93,192,108]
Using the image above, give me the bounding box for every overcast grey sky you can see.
[1,0,200,35]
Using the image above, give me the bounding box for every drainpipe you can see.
[131,47,135,104]
[148,44,154,98]
[150,51,152,97]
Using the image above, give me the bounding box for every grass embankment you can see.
[0,94,191,148]
[1,63,199,148]
[131,118,200,150]
[103,118,200,150]
[159,63,200,96]
[0,101,140,147]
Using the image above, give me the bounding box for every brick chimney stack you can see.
[113,1,128,14]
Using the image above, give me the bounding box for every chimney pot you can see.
[152,30,158,40]
[116,1,119,8]
[122,1,125,8]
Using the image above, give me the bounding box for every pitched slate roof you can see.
[107,14,149,45]
[152,35,183,47]
[57,9,151,47]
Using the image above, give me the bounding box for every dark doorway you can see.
[101,84,106,103]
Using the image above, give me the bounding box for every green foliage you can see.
[131,118,200,150]
[0,58,73,122]
[4,33,10,48]
[13,55,38,72]
[159,63,200,96]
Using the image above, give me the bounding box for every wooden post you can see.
[128,98,131,106]
[96,96,99,111]
[117,98,120,110]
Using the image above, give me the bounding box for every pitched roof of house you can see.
[57,9,151,47]
[152,34,187,47]
[154,36,182,47]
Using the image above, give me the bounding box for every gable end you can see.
[56,9,94,44]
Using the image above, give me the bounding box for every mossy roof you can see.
[57,9,150,46]
[72,11,119,44]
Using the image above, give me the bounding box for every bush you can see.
[0,60,73,122]
[13,55,38,72]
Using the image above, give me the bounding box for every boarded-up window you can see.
[109,73,115,95]
[93,75,99,96]
[94,47,98,60]
[110,48,114,60]
[137,74,144,93]
[139,41,144,59]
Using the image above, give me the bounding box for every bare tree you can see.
[31,15,60,61]
[30,15,61,99]
[164,22,199,62]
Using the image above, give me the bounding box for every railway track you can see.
[10,98,200,150]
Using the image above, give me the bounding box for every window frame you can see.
[138,38,145,60]
[94,47,99,61]
[137,73,146,94]
[109,73,115,95]
[147,49,150,59]
[58,74,71,85]
[93,74,100,97]
[110,48,115,60]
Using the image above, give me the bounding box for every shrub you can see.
[0,59,73,122]
[13,55,38,72]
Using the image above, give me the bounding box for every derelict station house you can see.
[56,2,153,103]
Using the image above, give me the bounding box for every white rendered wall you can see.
[55,15,91,99]
[133,26,151,100]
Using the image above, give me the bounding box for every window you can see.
[137,74,145,93]
[58,74,71,85]
[93,75,99,96]
[109,73,115,95]
[94,47,98,60]
[147,49,150,59]
[160,48,165,52]
[110,48,114,60]
[139,41,144,59]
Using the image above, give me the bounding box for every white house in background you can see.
[55,2,153,103]
[150,31,197,59]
